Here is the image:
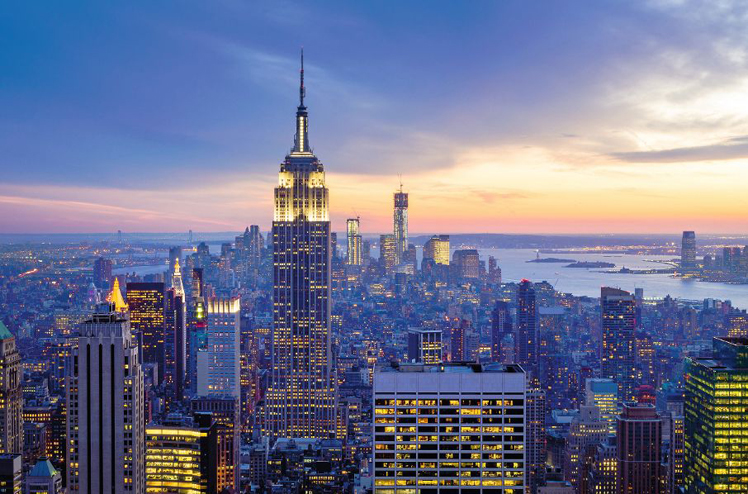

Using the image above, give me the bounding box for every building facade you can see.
[616,403,662,494]
[373,362,526,493]
[423,235,450,266]
[0,323,22,455]
[196,297,241,399]
[127,282,166,383]
[406,328,442,364]
[684,337,748,494]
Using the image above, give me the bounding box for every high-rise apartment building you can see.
[516,280,538,376]
[617,403,662,494]
[393,185,408,264]
[0,323,21,456]
[265,53,335,439]
[406,328,442,364]
[196,297,240,399]
[373,362,526,493]
[346,218,363,266]
[681,231,696,271]
[491,300,513,362]
[66,302,145,494]
[423,235,450,265]
[601,287,637,402]
[684,337,748,494]
[127,282,166,382]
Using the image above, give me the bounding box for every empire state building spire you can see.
[292,49,310,155]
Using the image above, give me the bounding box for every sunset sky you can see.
[2,1,748,234]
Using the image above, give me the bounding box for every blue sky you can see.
[2,1,748,233]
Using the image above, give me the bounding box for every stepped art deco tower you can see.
[265,52,336,438]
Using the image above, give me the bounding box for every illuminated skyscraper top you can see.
[267,51,335,439]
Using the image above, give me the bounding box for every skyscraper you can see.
[684,337,748,494]
[66,302,145,494]
[0,323,21,455]
[265,52,335,439]
[616,403,662,494]
[601,287,637,402]
[127,282,166,382]
[393,183,408,264]
[516,279,538,375]
[452,249,480,279]
[164,258,187,402]
[423,235,450,265]
[681,231,696,271]
[93,257,113,290]
[491,300,513,362]
[379,234,397,272]
[196,297,241,399]
[346,217,363,266]
[373,362,526,493]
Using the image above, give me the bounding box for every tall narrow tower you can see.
[265,51,335,439]
[393,181,408,264]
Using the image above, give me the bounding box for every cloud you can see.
[611,135,748,163]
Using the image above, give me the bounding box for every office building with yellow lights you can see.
[127,282,165,383]
[145,424,204,493]
[423,235,450,266]
[373,362,526,493]
[265,52,336,439]
[684,337,748,494]
[407,328,442,364]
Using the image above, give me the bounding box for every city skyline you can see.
[3,2,748,234]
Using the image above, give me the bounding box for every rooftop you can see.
[28,459,58,478]
[379,361,523,374]
[0,321,12,340]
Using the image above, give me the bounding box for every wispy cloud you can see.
[611,135,748,163]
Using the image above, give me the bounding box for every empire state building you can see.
[266,52,336,438]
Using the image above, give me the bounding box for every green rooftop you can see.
[0,321,12,340]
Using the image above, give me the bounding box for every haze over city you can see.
[3,1,748,233]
